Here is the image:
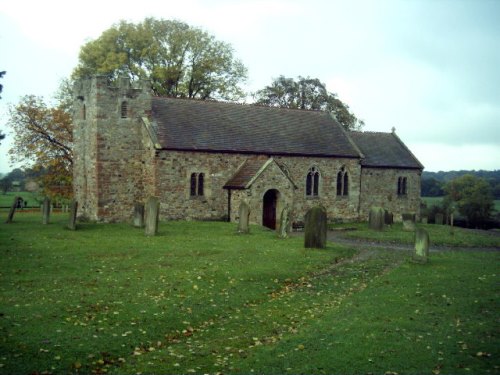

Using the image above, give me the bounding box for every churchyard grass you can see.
[331,222,500,248]
[0,191,39,209]
[1,213,498,374]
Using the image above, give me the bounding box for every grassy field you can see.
[0,191,40,208]
[0,213,498,374]
[331,222,500,247]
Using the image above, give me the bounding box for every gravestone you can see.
[413,227,430,263]
[435,213,444,225]
[384,210,394,225]
[237,201,250,234]
[402,213,416,232]
[304,206,327,249]
[144,196,160,236]
[278,206,290,239]
[42,197,51,225]
[133,202,145,228]
[368,207,385,231]
[67,200,78,230]
[421,216,428,224]
[5,196,21,224]
[450,213,454,235]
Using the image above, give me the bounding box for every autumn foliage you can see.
[7,95,73,200]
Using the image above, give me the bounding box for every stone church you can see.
[73,76,423,228]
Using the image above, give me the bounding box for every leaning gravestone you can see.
[42,197,51,225]
[278,206,290,239]
[402,213,416,232]
[413,227,430,263]
[384,210,394,226]
[67,200,78,230]
[435,213,444,225]
[5,196,21,224]
[133,202,145,228]
[304,206,327,249]
[237,201,250,234]
[368,207,385,231]
[144,196,160,236]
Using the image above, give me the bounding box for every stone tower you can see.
[72,76,153,221]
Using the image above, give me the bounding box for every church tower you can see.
[72,76,152,221]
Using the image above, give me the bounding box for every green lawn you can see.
[331,222,500,248]
[1,213,498,374]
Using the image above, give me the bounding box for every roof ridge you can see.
[152,96,329,115]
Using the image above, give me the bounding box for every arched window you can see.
[397,176,407,195]
[121,101,128,118]
[306,167,320,197]
[82,104,86,120]
[190,173,205,196]
[337,167,349,196]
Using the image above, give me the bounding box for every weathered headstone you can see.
[368,207,385,231]
[435,213,444,225]
[304,206,327,249]
[237,201,250,234]
[413,227,430,263]
[384,210,394,226]
[144,196,160,236]
[278,206,290,239]
[133,202,145,228]
[402,213,416,231]
[42,197,51,225]
[449,213,454,235]
[421,216,428,224]
[67,200,78,230]
[5,196,21,224]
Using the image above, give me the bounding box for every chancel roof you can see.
[348,131,424,169]
[151,97,361,158]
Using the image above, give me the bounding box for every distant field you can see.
[0,191,40,208]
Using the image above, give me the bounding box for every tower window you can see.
[121,101,128,118]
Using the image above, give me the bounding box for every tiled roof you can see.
[224,157,269,189]
[151,97,361,158]
[348,131,424,169]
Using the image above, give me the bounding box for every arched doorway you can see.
[263,189,279,230]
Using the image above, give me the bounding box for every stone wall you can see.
[359,167,422,221]
[73,77,153,222]
[153,152,362,225]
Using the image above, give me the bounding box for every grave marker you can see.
[42,197,51,225]
[413,227,430,263]
[304,206,327,249]
[67,200,78,230]
[237,201,250,234]
[144,196,160,236]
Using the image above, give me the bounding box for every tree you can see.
[1,70,6,144]
[7,93,73,200]
[253,76,364,131]
[73,18,248,101]
[444,174,494,227]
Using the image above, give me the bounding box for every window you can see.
[397,176,407,195]
[121,101,128,118]
[190,173,205,196]
[336,167,349,196]
[82,104,86,120]
[306,167,320,197]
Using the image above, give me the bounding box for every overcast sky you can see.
[1,0,499,174]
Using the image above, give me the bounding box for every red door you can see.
[263,189,278,229]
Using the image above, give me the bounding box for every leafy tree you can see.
[7,92,73,200]
[73,18,248,101]
[0,176,12,194]
[421,177,444,197]
[253,76,364,131]
[444,174,494,227]
[1,70,6,143]
[0,70,5,99]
